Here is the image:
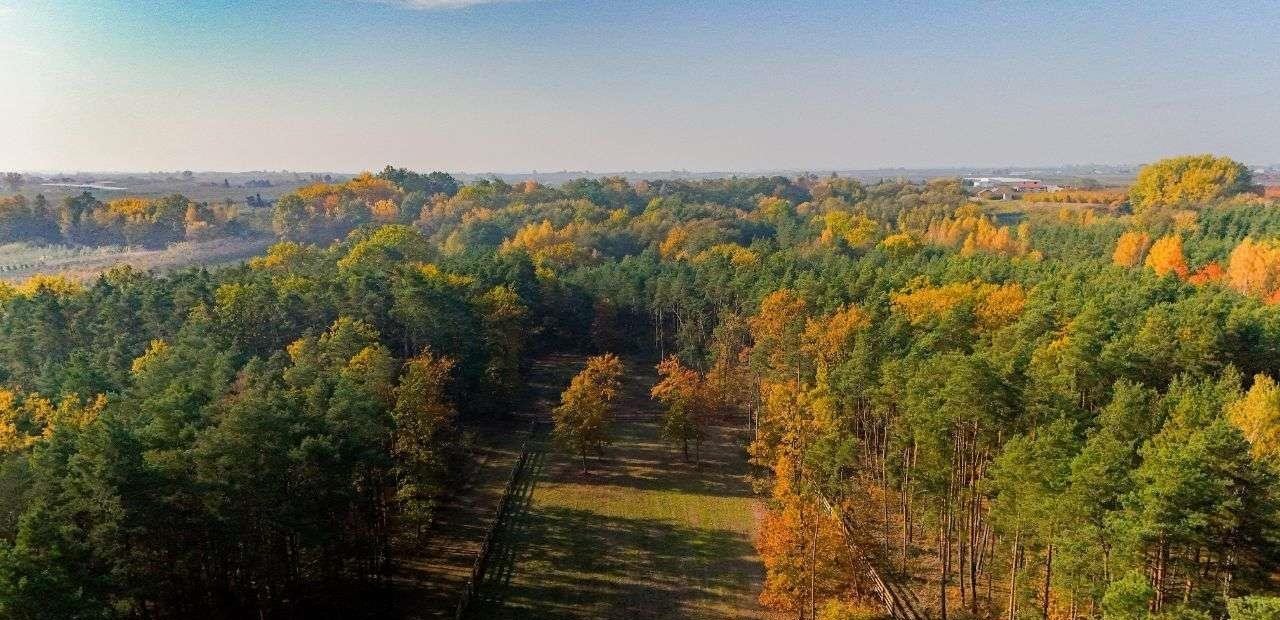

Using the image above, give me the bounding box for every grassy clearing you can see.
[477,356,767,620]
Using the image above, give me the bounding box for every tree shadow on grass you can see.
[470,354,766,619]
[473,436,547,612]
[480,505,762,620]
[548,422,757,500]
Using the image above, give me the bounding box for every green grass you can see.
[475,358,768,620]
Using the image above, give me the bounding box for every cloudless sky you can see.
[2,0,1278,172]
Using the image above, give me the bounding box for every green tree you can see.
[392,350,457,541]
[1228,596,1280,620]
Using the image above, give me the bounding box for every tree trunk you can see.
[1008,530,1021,620]
[1042,542,1053,620]
[1154,534,1168,612]
[940,524,950,620]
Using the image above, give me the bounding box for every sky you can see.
[1,0,1278,173]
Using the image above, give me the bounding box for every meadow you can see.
[474,356,767,620]
[0,237,275,282]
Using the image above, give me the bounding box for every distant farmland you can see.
[0,236,275,282]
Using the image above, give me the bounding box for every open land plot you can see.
[475,356,769,620]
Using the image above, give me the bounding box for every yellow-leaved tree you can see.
[553,353,624,472]
[1226,237,1280,301]
[819,211,879,249]
[1228,374,1280,465]
[1129,154,1252,211]
[1112,231,1150,267]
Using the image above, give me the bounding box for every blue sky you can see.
[2,0,1277,172]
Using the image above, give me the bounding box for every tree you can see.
[478,285,528,412]
[757,483,854,617]
[1130,154,1252,211]
[650,356,714,461]
[1102,570,1155,620]
[1124,374,1280,612]
[271,193,309,241]
[1057,382,1153,611]
[1226,237,1280,301]
[819,210,879,249]
[392,350,457,541]
[989,419,1079,620]
[553,354,624,471]
[1113,231,1150,267]
[376,165,459,197]
[1228,596,1280,620]
[1228,373,1280,465]
[1145,234,1189,278]
[2,173,23,192]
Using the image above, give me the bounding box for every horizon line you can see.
[9,162,1239,177]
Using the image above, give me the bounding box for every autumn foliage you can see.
[757,481,855,614]
[1112,231,1150,267]
[1129,154,1252,211]
[8,163,1280,619]
[1229,374,1280,465]
[553,354,624,471]
[924,207,1030,257]
[1026,189,1128,206]
[1226,237,1280,301]
[1144,234,1189,278]
[392,350,458,540]
[891,279,1026,330]
[501,219,590,269]
[650,356,719,461]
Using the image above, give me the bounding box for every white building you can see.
[965,177,1046,192]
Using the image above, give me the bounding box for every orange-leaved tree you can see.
[1144,234,1188,278]
[650,356,719,462]
[757,449,856,617]
[1226,237,1280,301]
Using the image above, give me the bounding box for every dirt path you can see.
[474,355,769,620]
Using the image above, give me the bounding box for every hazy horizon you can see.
[3,1,1278,172]
[6,163,1159,176]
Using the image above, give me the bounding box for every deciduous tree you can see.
[553,354,624,471]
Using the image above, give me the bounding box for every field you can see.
[0,236,276,282]
[473,356,768,620]
[5,171,326,204]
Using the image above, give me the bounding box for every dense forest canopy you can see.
[2,154,1280,619]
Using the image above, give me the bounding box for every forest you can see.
[0,166,459,249]
[2,154,1280,620]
